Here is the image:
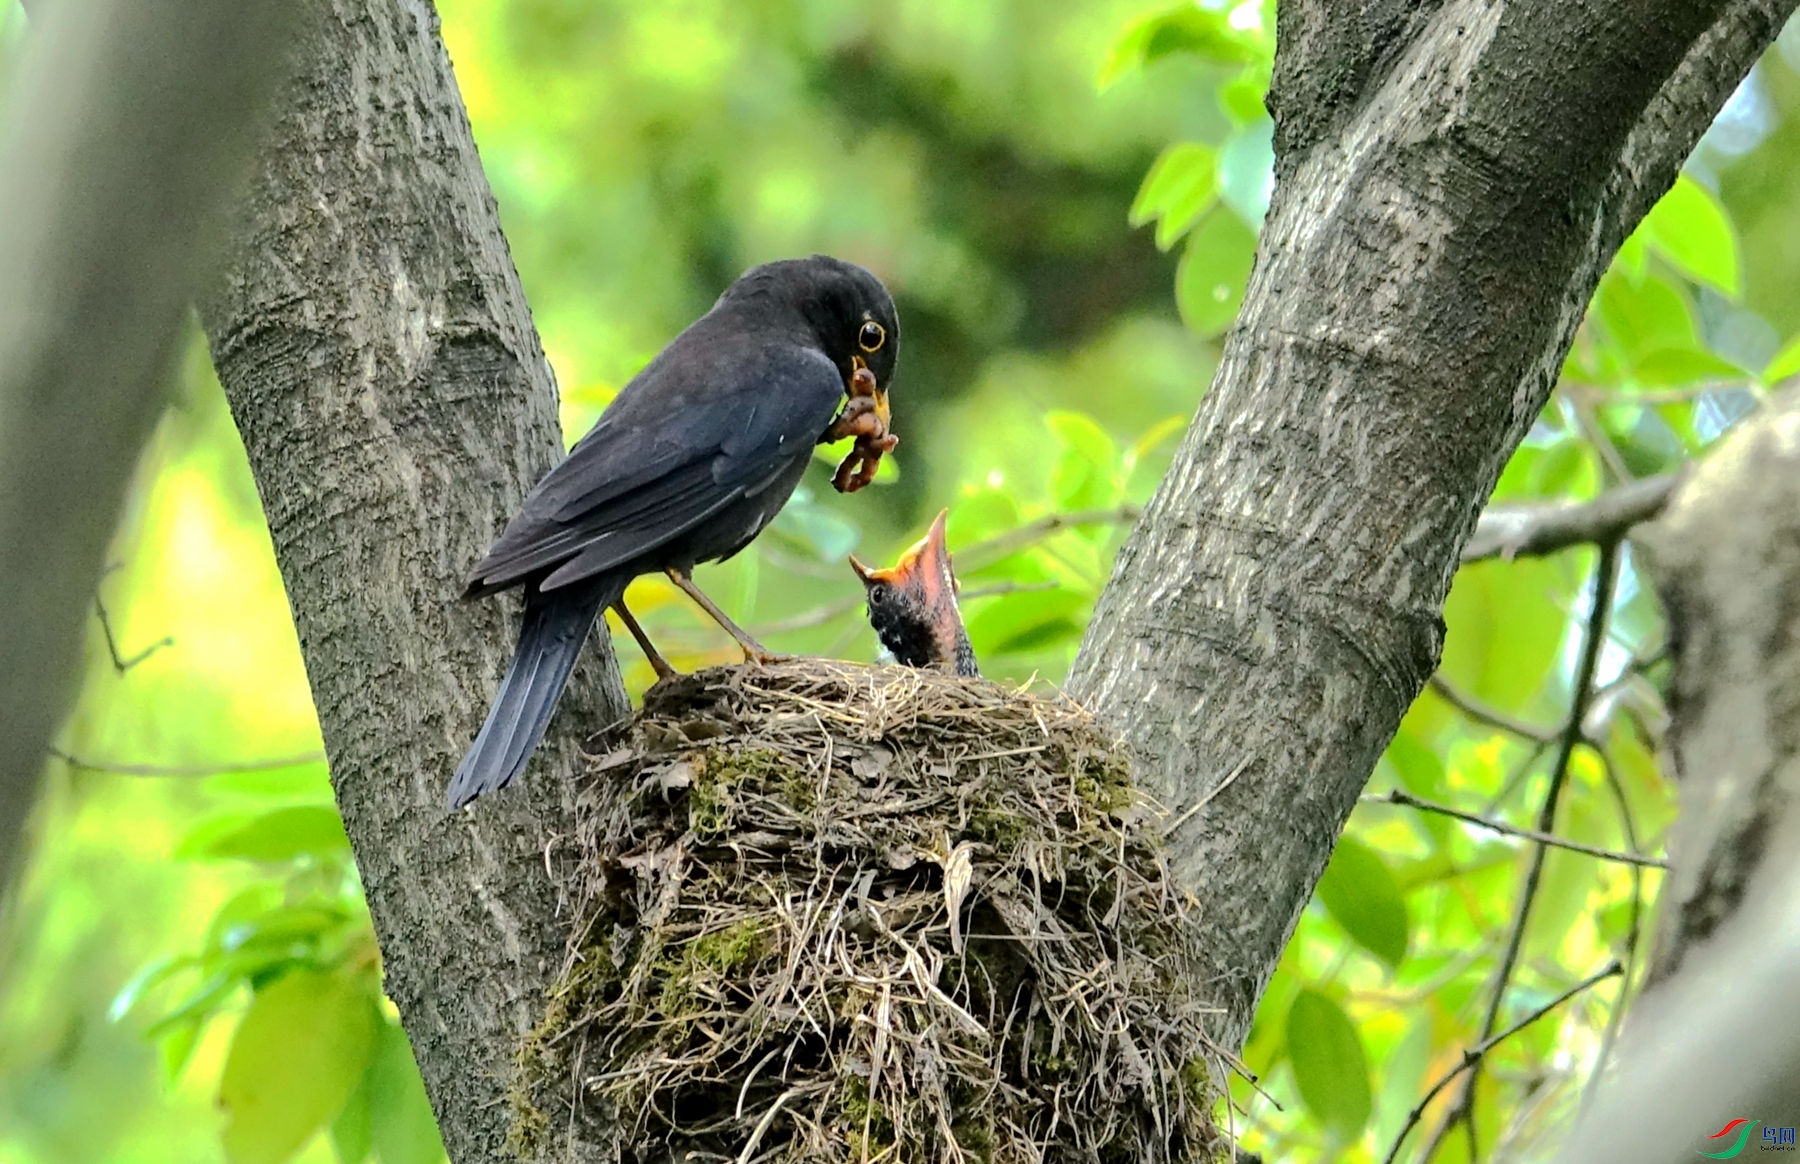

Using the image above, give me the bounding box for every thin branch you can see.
[1427,674,1558,743]
[93,593,173,673]
[1581,746,1650,1112]
[47,746,325,777]
[1362,789,1666,869]
[1568,395,1635,485]
[1420,538,1621,1163]
[1380,958,1624,1164]
[1462,475,1677,564]
[956,505,1142,572]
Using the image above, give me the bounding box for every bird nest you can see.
[510,659,1228,1163]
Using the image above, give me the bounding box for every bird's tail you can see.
[446,575,622,809]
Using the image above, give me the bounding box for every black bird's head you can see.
[725,254,900,428]
[850,510,979,678]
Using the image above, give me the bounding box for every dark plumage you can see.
[850,510,979,678]
[449,255,900,808]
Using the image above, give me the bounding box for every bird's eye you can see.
[867,586,887,607]
[858,320,886,353]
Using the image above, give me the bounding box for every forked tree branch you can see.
[1068,0,1793,1052]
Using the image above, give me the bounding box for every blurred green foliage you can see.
[3,1,1799,1163]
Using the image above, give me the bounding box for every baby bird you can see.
[849,510,979,677]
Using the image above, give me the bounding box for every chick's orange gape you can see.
[828,362,899,493]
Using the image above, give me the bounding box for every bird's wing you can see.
[465,345,844,595]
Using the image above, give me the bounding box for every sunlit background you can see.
[2,1,1798,1161]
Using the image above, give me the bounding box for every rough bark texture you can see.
[1066,0,1793,1049]
[196,3,628,1160]
[1547,393,1800,1163]
[1634,390,1800,984]
[0,0,294,897]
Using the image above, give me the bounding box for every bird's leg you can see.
[611,600,680,682]
[665,568,790,665]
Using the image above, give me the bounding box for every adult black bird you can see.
[850,510,979,678]
[449,255,900,809]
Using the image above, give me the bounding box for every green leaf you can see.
[157,1013,206,1084]
[1047,410,1120,510]
[770,494,860,562]
[332,1078,373,1164]
[966,587,1086,658]
[1315,836,1410,969]
[1098,4,1255,88]
[1176,209,1257,336]
[145,972,240,1040]
[1763,332,1800,384]
[1595,269,1696,361]
[219,969,379,1164]
[1285,990,1373,1141]
[1129,143,1218,250]
[1632,345,1745,387]
[110,953,197,1023]
[367,1020,447,1164]
[1218,65,1270,125]
[1641,173,1739,296]
[185,806,351,864]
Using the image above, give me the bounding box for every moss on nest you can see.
[513,658,1227,1163]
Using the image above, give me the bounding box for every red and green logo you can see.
[1701,1120,1760,1159]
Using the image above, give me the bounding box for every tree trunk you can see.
[0,0,294,898]
[1067,0,1793,1049]
[200,0,1798,1159]
[197,2,627,1160]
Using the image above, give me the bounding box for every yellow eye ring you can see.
[858,320,886,353]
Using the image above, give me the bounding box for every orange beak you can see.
[849,509,953,600]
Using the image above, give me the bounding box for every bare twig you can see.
[956,506,1142,572]
[1363,789,1665,869]
[1581,746,1651,1112]
[47,747,325,777]
[1569,395,1635,484]
[1381,959,1623,1164]
[1463,476,1677,564]
[1427,674,1558,743]
[1419,539,1621,1163]
[92,593,173,673]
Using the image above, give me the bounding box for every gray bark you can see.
[196,2,627,1160]
[1547,393,1800,1163]
[1066,0,1794,1049]
[1634,391,1800,984]
[0,0,295,896]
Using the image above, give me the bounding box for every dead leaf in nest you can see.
[593,747,640,774]
[937,837,977,955]
[850,745,894,781]
[654,759,696,792]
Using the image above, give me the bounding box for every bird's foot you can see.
[743,646,793,667]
